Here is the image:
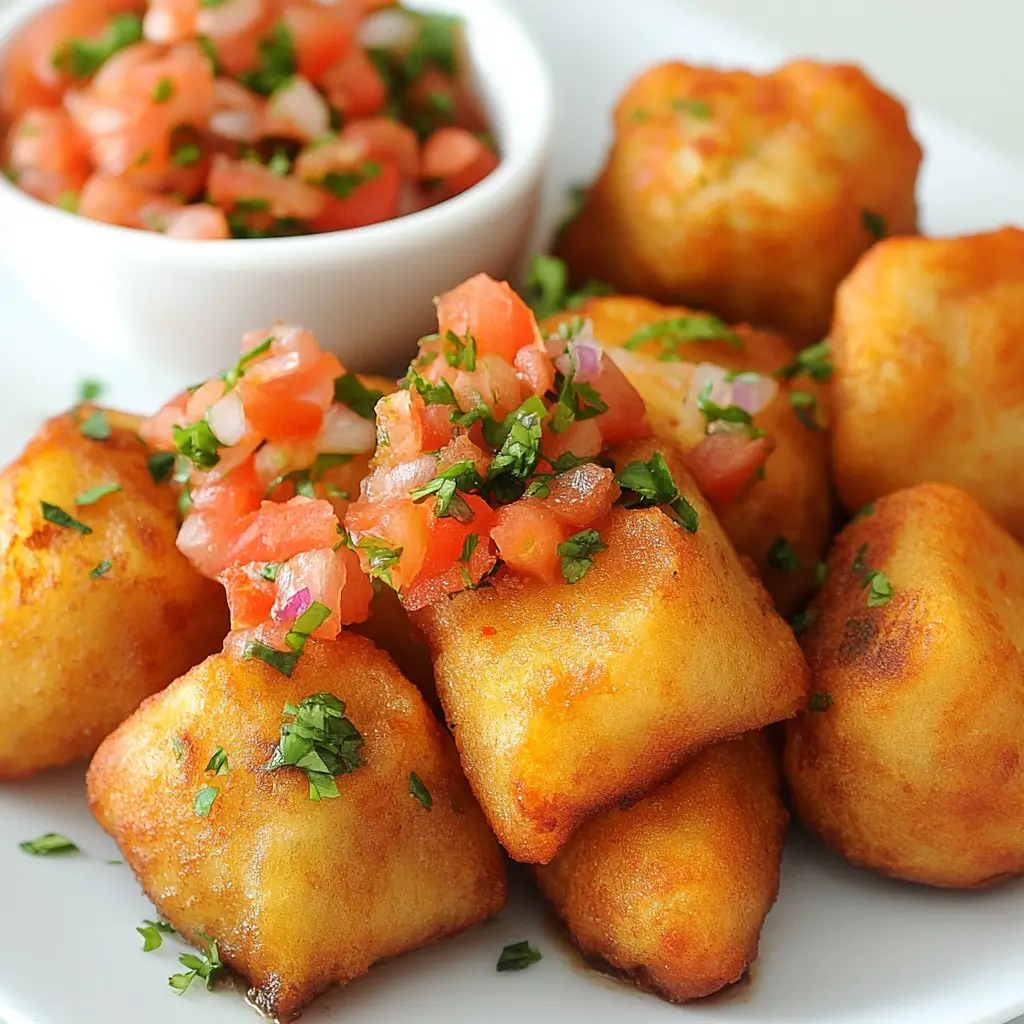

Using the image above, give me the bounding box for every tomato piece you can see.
[415,495,497,580]
[321,46,386,118]
[683,432,775,505]
[337,544,374,624]
[226,496,339,566]
[591,353,652,445]
[403,533,498,612]
[190,457,263,518]
[340,117,419,177]
[490,499,565,585]
[545,463,619,528]
[7,107,90,182]
[220,563,276,629]
[272,546,345,637]
[312,156,401,232]
[345,495,430,590]
[238,382,323,440]
[185,378,227,420]
[281,2,357,84]
[514,342,555,397]
[207,153,326,220]
[77,172,176,228]
[541,417,603,464]
[435,273,539,363]
[163,203,230,239]
[421,126,498,199]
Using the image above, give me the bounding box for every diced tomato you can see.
[435,273,539,364]
[545,463,619,528]
[416,495,497,580]
[321,46,386,118]
[271,546,345,636]
[340,117,419,176]
[490,499,565,585]
[139,389,189,450]
[176,505,237,577]
[226,496,339,565]
[436,434,490,476]
[404,531,498,612]
[514,342,555,397]
[421,126,498,199]
[591,353,651,445]
[77,172,175,227]
[312,156,401,232]
[281,2,358,84]
[452,353,522,421]
[185,378,227,421]
[336,544,374,624]
[7,107,91,184]
[190,457,263,518]
[207,153,326,221]
[163,203,230,238]
[236,349,336,440]
[541,417,603,463]
[220,563,276,629]
[683,432,775,505]
[345,495,430,590]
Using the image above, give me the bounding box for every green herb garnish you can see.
[41,501,92,534]
[266,693,364,801]
[221,336,271,387]
[75,482,121,506]
[137,918,174,952]
[623,315,742,359]
[767,536,801,573]
[243,639,301,677]
[89,559,112,579]
[79,409,110,440]
[153,77,174,103]
[169,932,224,994]
[695,382,763,438]
[147,451,176,483]
[775,341,832,383]
[788,390,819,430]
[238,21,296,95]
[497,941,542,972]
[172,736,187,762]
[409,771,432,810]
[19,833,79,856]
[443,329,477,371]
[357,536,403,590]
[809,691,833,712]
[410,459,480,520]
[204,747,229,776]
[172,420,223,469]
[193,786,218,817]
[284,600,332,653]
[171,143,201,167]
[51,12,142,78]
[671,98,711,117]
[557,528,606,584]
[334,373,383,419]
[404,12,461,79]
[317,160,382,199]
[862,209,886,240]
[78,379,104,402]
[790,607,816,634]
[615,452,699,533]
[460,533,479,562]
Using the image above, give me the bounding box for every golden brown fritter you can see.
[555,60,921,345]
[546,296,831,616]
[415,440,809,864]
[87,634,507,1021]
[785,483,1024,889]
[535,732,786,1001]
[0,409,227,779]
[831,228,1024,540]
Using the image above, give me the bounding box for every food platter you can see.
[1,1,1024,1023]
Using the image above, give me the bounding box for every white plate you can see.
[1,1,1024,1023]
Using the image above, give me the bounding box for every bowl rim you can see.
[0,0,554,267]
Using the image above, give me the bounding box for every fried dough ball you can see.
[547,296,831,615]
[785,483,1024,888]
[555,60,921,345]
[535,732,786,1001]
[414,440,809,864]
[87,634,507,1021]
[831,228,1024,539]
[0,409,227,779]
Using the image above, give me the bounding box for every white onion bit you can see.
[357,8,418,49]
[318,404,378,455]
[206,389,250,447]
[196,0,262,39]
[267,76,330,143]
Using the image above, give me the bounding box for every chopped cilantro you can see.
[767,536,801,573]
[169,932,224,994]
[75,482,121,506]
[852,543,869,575]
[623,315,742,358]
[460,533,479,562]
[153,77,174,104]
[51,13,142,78]
[243,639,301,677]
[204,747,229,776]
[357,536,403,589]
[19,833,79,856]
[78,379,104,403]
[557,529,606,584]
[266,692,364,801]
[696,382,763,438]
[450,401,492,430]
[410,459,481,520]
[138,919,174,951]
[147,451,176,483]
[334,373,383,419]
[814,561,829,588]
[671,98,711,117]
[809,691,833,712]
[853,503,875,522]
[775,341,832,383]
[79,409,110,440]
[788,390,819,430]
[89,559,112,579]
[171,736,187,762]
[409,771,432,810]
[628,109,651,122]
[260,562,281,582]
[863,569,893,608]
[404,12,461,79]
[193,785,218,817]
[172,420,223,469]
[616,452,699,533]
[316,161,382,200]
[41,501,91,534]
[197,34,220,73]
[402,370,458,407]
[497,941,542,972]
[238,21,296,96]
[56,190,79,213]
[522,254,611,319]
[862,209,886,241]
[284,600,332,653]
[222,336,271,387]
[486,396,546,493]
[549,371,608,433]
[444,329,477,371]
[171,143,201,167]
[790,607,816,634]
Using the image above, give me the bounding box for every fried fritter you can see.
[87,634,506,1021]
[415,440,809,863]
[547,295,831,615]
[535,732,786,1001]
[555,60,921,345]
[785,483,1024,888]
[831,228,1024,539]
[0,409,227,779]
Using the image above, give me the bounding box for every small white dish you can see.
[0,0,553,381]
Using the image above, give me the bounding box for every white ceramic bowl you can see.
[0,0,553,379]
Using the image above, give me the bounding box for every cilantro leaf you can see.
[243,639,301,677]
[696,382,763,438]
[137,919,172,951]
[356,535,403,589]
[862,209,886,241]
[809,690,833,712]
[266,693,364,801]
[790,607,816,634]
[522,254,612,319]
[497,941,542,972]
[409,771,432,810]
[671,98,711,117]
[147,451,176,483]
[316,160,382,200]
[41,501,92,534]
[75,482,121,506]
[237,21,296,96]
[78,379,104,402]
[863,569,893,607]
[193,786,219,817]
[404,12,461,80]
[788,390,819,430]
[410,459,481,519]
[284,600,332,653]
[334,373,383,420]
[775,341,832,383]
[79,409,111,440]
[172,736,187,762]
[221,336,271,387]
[51,12,142,78]
[767,536,801,573]
[443,330,477,371]
[153,77,173,103]
[548,370,608,433]
[204,747,229,776]
[172,420,223,469]
[402,370,458,407]
[615,452,699,533]
[556,528,606,584]
[19,832,79,856]
[169,932,224,994]
[623,315,742,358]
[460,533,479,562]
[486,396,546,494]
[90,559,112,579]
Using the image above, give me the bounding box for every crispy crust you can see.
[785,483,1024,888]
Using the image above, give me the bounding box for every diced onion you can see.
[273,585,311,623]
[142,7,174,43]
[730,373,779,416]
[266,76,330,143]
[554,331,602,382]
[209,109,260,143]
[317,404,377,454]
[206,389,250,447]
[357,8,417,49]
[361,456,436,501]
[196,0,263,39]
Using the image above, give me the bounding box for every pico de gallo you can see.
[343,272,702,612]
[140,325,384,672]
[0,0,498,238]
